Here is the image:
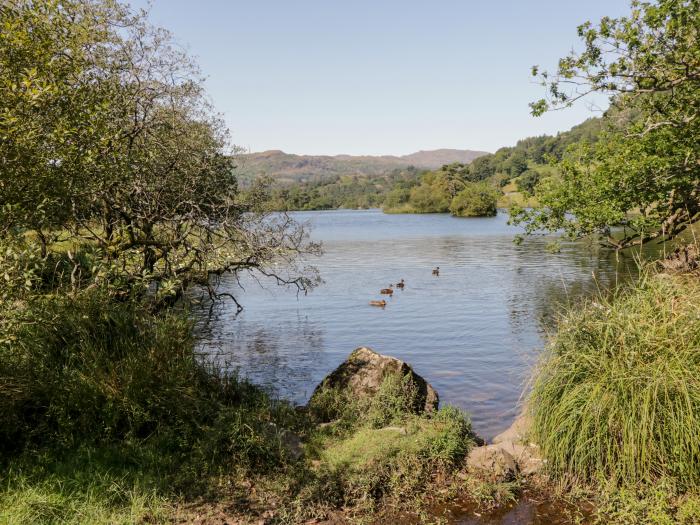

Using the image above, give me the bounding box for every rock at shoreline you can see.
[467,445,518,482]
[492,412,532,445]
[658,244,700,274]
[308,347,439,420]
[467,409,545,480]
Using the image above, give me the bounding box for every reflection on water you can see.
[194,209,640,440]
[432,491,594,525]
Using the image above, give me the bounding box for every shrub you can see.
[530,274,700,489]
[306,373,475,512]
[408,183,451,213]
[516,169,540,196]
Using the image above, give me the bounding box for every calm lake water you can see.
[195,209,638,440]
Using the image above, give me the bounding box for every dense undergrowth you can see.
[3,239,700,525]
[0,288,306,523]
[0,288,479,523]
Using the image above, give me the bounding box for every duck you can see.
[369,300,387,307]
[432,267,440,276]
[395,279,405,289]
[380,285,394,295]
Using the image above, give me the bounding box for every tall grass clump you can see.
[530,273,700,488]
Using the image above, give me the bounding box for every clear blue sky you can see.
[130,0,630,155]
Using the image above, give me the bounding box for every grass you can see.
[302,373,476,516]
[592,479,700,525]
[0,450,171,525]
[529,269,700,523]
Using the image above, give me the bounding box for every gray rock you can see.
[264,422,304,461]
[493,441,545,477]
[279,428,304,461]
[308,346,439,421]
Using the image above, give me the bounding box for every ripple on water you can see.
[195,209,639,440]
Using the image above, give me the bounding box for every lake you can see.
[195,209,638,440]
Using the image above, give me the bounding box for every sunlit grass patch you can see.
[0,451,171,525]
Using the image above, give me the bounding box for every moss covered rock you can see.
[308,347,439,422]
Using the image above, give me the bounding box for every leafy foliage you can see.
[516,0,700,248]
[259,118,605,214]
[515,169,541,196]
[264,167,423,211]
[0,0,319,310]
[450,182,499,217]
[0,289,305,472]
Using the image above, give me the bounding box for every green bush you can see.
[516,169,540,196]
[408,182,451,213]
[530,274,700,489]
[449,182,499,217]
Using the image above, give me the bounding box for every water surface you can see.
[196,209,636,440]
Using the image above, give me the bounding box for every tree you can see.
[0,0,319,309]
[507,150,529,178]
[514,0,700,249]
[383,187,411,209]
[469,155,496,180]
[516,169,541,196]
[0,0,127,253]
[409,182,450,213]
[449,182,499,217]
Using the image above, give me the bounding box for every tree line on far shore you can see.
[259,117,604,217]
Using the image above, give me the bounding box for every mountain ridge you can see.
[234,148,489,184]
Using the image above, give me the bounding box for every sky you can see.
[130,0,631,156]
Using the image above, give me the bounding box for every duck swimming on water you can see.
[396,279,405,289]
[380,285,394,295]
[432,267,440,276]
[369,300,387,307]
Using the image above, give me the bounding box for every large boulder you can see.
[308,347,439,421]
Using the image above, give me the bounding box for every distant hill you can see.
[233,148,489,184]
[399,149,488,167]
